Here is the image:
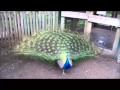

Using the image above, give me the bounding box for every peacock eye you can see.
[48,49,51,52]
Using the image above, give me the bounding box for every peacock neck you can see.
[63,57,72,69]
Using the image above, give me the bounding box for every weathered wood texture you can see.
[61,11,120,27]
[0,11,59,47]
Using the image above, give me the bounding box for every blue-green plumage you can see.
[63,58,72,69]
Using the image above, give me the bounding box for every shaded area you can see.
[90,28,116,50]
[0,47,120,79]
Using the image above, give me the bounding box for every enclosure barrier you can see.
[61,11,120,58]
[0,11,59,48]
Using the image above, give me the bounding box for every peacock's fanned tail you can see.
[13,30,98,62]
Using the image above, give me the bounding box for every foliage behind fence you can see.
[0,11,59,48]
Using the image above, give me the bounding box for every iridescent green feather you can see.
[13,30,98,62]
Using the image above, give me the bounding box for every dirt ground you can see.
[0,47,120,79]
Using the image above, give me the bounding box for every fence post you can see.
[112,28,120,57]
[61,17,65,31]
[84,11,93,41]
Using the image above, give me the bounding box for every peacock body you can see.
[14,30,97,74]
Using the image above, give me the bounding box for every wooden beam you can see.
[61,11,120,28]
[84,11,93,40]
[61,11,88,20]
[88,15,120,27]
[112,28,120,56]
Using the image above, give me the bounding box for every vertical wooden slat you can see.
[29,11,33,35]
[50,12,53,30]
[55,11,59,30]
[36,12,39,32]
[8,11,14,45]
[13,11,19,42]
[20,12,24,37]
[44,11,46,30]
[24,11,28,36]
[16,12,22,41]
[15,12,19,41]
[23,11,27,35]
[48,12,51,30]
[45,11,47,30]
[61,17,65,31]
[0,14,4,47]
[22,12,25,35]
[38,12,41,30]
[0,13,2,48]
[11,12,15,44]
[1,12,6,47]
[4,11,10,46]
[26,12,30,36]
[32,11,36,32]
[42,11,45,30]
[53,11,56,31]
[46,11,48,30]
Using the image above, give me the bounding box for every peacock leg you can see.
[63,70,65,74]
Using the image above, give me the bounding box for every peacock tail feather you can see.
[13,30,98,62]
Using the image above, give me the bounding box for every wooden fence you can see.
[0,11,59,48]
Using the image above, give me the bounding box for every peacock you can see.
[13,30,98,74]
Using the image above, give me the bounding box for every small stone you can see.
[19,60,22,63]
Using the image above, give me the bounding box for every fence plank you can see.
[26,12,30,36]
[32,11,36,32]
[45,11,48,30]
[1,12,6,47]
[36,12,39,32]
[29,12,33,35]
[50,12,53,30]
[61,17,65,30]
[13,11,19,42]
[48,12,51,30]
[38,12,41,30]
[11,12,16,44]
[42,12,45,30]
[24,11,28,36]
[4,11,10,46]
[0,14,4,47]
[24,12,27,36]
[16,12,22,41]
[53,11,55,31]
[55,11,59,30]
[8,11,14,45]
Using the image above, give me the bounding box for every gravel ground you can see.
[0,48,120,79]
